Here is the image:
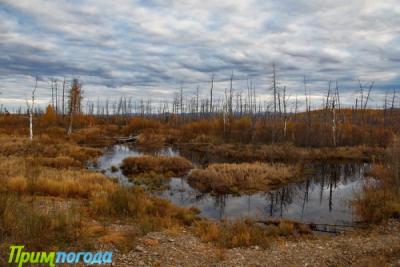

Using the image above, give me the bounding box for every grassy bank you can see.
[354,138,400,223]
[0,135,199,258]
[179,143,384,163]
[188,162,302,194]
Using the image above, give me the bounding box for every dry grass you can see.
[90,186,199,233]
[0,193,83,250]
[121,155,193,177]
[40,156,82,168]
[7,176,28,193]
[0,158,116,198]
[97,230,137,252]
[192,219,303,249]
[136,130,166,148]
[70,126,116,147]
[188,162,301,193]
[0,134,201,253]
[180,143,384,163]
[354,138,400,223]
[0,135,102,168]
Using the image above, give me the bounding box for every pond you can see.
[92,144,370,225]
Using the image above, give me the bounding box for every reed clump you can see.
[121,155,193,177]
[188,162,301,194]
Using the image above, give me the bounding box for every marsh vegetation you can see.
[188,162,302,194]
[0,77,399,263]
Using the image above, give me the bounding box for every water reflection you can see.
[92,144,369,225]
[91,144,179,185]
[158,163,369,225]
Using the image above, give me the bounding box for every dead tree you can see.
[363,81,375,110]
[229,71,234,117]
[67,79,83,135]
[51,78,54,108]
[62,78,66,115]
[325,81,332,110]
[26,76,38,141]
[54,79,58,113]
[196,86,199,117]
[209,73,214,114]
[331,91,337,147]
[272,63,277,116]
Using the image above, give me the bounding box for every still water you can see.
[93,144,370,225]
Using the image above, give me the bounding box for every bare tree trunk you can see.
[51,78,54,108]
[28,77,38,141]
[272,63,277,116]
[196,86,199,117]
[363,81,375,110]
[55,80,58,113]
[210,74,214,114]
[332,97,337,147]
[62,78,65,116]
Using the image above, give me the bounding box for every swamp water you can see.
[93,144,370,225]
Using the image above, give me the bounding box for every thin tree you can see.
[67,79,83,135]
[272,63,277,116]
[363,81,375,110]
[26,76,38,141]
[62,77,66,115]
[209,73,214,114]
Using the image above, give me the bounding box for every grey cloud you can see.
[0,0,399,108]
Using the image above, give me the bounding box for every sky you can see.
[0,0,399,111]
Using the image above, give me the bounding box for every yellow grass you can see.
[354,138,400,223]
[7,176,28,194]
[192,219,306,249]
[188,162,301,193]
[181,143,385,162]
[121,155,193,177]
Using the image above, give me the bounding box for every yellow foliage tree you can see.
[43,105,57,125]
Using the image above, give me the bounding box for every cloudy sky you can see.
[0,0,399,110]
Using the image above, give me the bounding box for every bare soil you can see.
[113,220,400,267]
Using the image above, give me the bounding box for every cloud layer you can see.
[0,0,399,110]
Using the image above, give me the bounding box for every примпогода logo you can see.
[8,245,112,266]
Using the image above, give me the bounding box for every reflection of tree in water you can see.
[264,163,367,219]
[267,186,294,217]
[214,194,227,219]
